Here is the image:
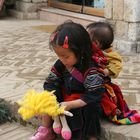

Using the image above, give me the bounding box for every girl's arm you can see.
[60,99,87,111]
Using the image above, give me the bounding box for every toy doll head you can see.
[86,21,114,50]
[49,21,93,71]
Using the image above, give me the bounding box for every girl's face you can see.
[53,46,78,69]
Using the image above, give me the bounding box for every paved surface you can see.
[0,17,57,102]
[0,17,139,104]
[0,17,140,140]
[0,122,34,140]
[113,55,140,107]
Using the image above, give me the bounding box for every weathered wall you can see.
[10,0,140,53]
[9,0,48,19]
[105,0,140,53]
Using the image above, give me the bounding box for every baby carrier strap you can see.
[84,67,105,80]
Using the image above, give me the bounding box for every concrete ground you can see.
[0,17,57,102]
[0,122,34,140]
[0,17,140,140]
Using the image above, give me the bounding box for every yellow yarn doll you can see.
[18,89,73,140]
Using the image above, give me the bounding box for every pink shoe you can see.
[29,126,55,140]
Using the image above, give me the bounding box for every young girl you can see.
[86,21,140,125]
[29,21,106,140]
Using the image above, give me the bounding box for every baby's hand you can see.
[116,108,122,116]
[103,68,109,76]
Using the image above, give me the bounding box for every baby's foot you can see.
[116,108,122,116]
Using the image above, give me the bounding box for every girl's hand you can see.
[60,102,71,111]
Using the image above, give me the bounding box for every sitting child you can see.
[87,21,122,79]
[29,21,106,140]
[86,21,140,124]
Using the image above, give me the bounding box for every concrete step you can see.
[0,122,62,140]
[7,9,38,19]
[110,54,140,106]
[1,116,140,140]
[101,120,140,140]
[4,100,140,140]
[39,7,105,26]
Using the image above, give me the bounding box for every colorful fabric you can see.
[92,44,122,78]
[90,45,137,124]
[104,48,122,78]
[101,83,140,124]
[92,43,108,68]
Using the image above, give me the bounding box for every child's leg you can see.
[29,115,55,140]
[41,114,52,128]
[53,116,62,134]
[60,115,72,140]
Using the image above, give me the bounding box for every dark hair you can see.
[50,21,93,71]
[86,22,114,50]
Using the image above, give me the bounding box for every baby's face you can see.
[87,28,103,50]
[95,41,102,50]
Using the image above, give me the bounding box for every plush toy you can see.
[18,90,72,140]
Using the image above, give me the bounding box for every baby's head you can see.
[50,21,93,71]
[86,22,114,50]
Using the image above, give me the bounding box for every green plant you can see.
[0,98,12,124]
